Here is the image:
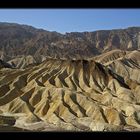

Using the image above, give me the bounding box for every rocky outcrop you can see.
[0,115,16,126]
[0,59,13,69]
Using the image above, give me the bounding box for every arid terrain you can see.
[0,23,140,131]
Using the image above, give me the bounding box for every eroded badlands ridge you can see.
[0,52,140,131]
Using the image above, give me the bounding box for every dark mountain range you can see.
[0,22,140,63]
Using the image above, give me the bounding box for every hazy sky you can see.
[0,9,140,33]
